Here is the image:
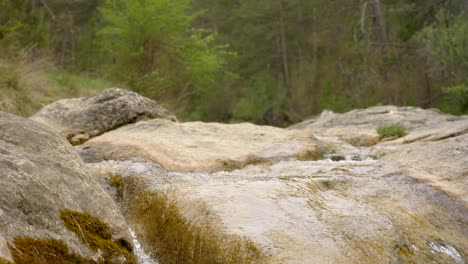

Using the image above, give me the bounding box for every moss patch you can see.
[131,189,266,264]
[0,258,12,264]
[8,238,95,264]
[60,209,136,264]
[377,125,406,139]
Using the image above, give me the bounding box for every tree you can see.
[98,0,230,119]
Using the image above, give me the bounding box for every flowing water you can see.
[130,229,158,264]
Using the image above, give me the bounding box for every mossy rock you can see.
[60,209,137,264]
[8,238,95,264]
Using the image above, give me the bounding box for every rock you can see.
[377,133,468,201]
[388,118,468,144]
[31,88,177,145]
[0,112,134,262]
[76,104,468,264]
[88,155,468,264]
[78,119,327,172]
[290,105,463,146]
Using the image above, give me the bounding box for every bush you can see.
[377,125,406,138]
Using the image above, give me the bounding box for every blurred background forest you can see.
[0,0,467,126]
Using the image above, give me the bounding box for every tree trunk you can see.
[278,0,291,98]
[369,0,386,43]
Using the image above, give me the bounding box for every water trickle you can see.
[429,241,466,264]
[316,136,374,162]
[130,229,158,264]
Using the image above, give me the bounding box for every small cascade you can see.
[130,229,158,264]
[428,241,466,264]
[316,135,374,162]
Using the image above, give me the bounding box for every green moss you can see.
[8,237,95,264]
[60,209,137,264]
[377,125,406,139]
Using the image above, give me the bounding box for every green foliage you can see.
[438,85,468,114]
[98,0,230,116]
[377,125,406,139]
[9,238,94,264]
[60,209,137,263]
[0,0,48,51]
[1,0,467,123]
[48,72,111,95]
[418,11,468,71]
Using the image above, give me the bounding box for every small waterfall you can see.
[130,229,158,264]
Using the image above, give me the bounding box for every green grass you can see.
[48,72,113,95]
[0,56,115,116]
[377,125,406,139]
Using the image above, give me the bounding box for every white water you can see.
[130,229,158,264]
[429,241,466,264]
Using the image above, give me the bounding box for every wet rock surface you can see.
[0,112,133,262]
[31,88,176,145]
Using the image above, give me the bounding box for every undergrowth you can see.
[0,55,112,117]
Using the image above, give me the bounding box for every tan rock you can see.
[378,134,468,201]
[291,105,463,146]
[78,119,327,172]
[31,88,177,145]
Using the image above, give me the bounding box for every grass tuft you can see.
[131,191,265,264]
[60,209,137,264]
[8,238,94,264]
[377,125,406,139]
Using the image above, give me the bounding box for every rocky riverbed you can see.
[1,88,467,263]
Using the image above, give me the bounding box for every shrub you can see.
[377,125,406,138]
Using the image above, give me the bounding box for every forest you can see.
[1,0,467,126]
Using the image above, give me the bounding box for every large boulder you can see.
[290,105,464,146]
[78,119,327,173]
[31,88,177,145]
[0,112,135,263]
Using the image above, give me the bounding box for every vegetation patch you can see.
[130,189,266,264]
[377,125,406,139]
[60,209,136,264]
[8,237,94,264]
[0,258,12,264]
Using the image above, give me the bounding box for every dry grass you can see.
[9,237,94,264]
[0,51,112,116]
[108,174,266,264]
[132,191,265,264]
[0,56,52,116]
